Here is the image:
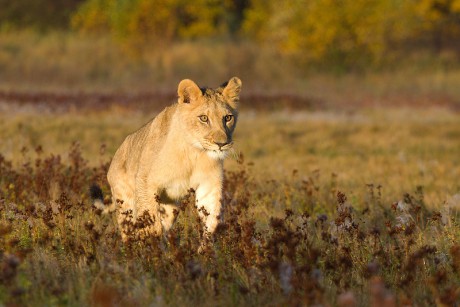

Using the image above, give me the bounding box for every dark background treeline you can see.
[2,0,460,69]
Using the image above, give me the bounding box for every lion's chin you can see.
[206,150,228,160]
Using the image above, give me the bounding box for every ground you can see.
[0,99,459,305]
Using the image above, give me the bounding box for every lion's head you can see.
[177,77,242,160]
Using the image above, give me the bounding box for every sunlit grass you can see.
[2,107,458,207]
[2,30,460,112]
[1,105,460,305]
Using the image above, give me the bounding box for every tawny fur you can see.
[100,77,242,241]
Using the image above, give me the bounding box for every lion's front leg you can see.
[160,203,179,232]
[195,181,223,252]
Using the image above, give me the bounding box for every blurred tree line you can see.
[1,0,460,68]
[0,0,83,30]
[70,0,249,48]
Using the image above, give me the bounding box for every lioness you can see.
[92,77,242,244]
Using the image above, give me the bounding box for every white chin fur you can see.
[207,150,228,160]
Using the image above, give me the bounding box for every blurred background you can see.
[2,3,460,305]
[1,0,460,109]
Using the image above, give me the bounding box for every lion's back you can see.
[108,104,178,180]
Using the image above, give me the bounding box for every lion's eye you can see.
[199,115,208,122]
[224,115,233,122]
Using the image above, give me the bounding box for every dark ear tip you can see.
[220,77,242,89]
[230,77,242,86]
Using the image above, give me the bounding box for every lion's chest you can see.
[159,162,199,201]
[164,179,191,200]
[154,148,215,202]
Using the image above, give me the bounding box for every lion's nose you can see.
[214,142,228,150]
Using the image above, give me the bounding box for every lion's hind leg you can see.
[108,182,136,241]
[133,181,163,239]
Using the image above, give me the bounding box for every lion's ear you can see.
[222,77,242,108]
[178,79,202,104]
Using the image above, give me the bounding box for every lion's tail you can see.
[89,184,116,213]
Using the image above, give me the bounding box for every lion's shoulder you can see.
[137,103,178,149]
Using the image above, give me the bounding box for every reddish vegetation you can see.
[0,145,459,305]
[2,89,460,115]
[0,90,321,113]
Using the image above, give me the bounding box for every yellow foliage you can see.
[177,0,224,38]
[71,0,112,33]
[417,0,460,22]
[244,0,417,65]
[70,0,460,66]
[121,0,178,47]
[72,0,227,49]
[413,0,460,45]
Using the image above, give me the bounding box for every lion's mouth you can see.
[201,142,233,152]
[193,141,233,159]
[216,142,233,151]
[204,143,233,160]
[206,150,229,160]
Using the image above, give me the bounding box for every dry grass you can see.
[1,105,460,306]
[1,107,459,207]
[2,30,460,111]
[1,105,459,305]
[1,30,460,305]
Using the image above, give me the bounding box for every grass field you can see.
[2,30,460,111]
[1,101,459,305]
